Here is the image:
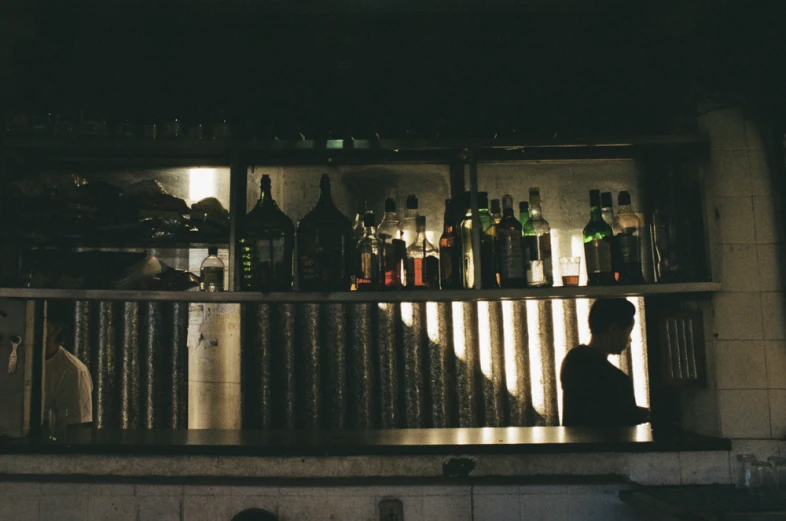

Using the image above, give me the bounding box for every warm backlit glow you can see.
[526,300,546,418]
[576,298,591,346]
[551,299,567,424]
[426,302,440,344]
[501,301,520,398]
[400,302,414,328]
[629,296,650,408]
[451,301,466,362]
[477,301,493,380]
[189,168,218,202]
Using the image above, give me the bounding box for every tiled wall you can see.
[0,481,649,521]
[684,105,786,464]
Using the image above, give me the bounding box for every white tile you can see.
[473,494,520,521]
[765,341,786,388]
[749,148,772,196]
[39,495,89,521]
[679,452,730,484]
[762,292,786,340]
[745,116,766,150]
[372,486,425,498]
[474,485,520,495]
[89,496,135,521]
[757,244,785,290]
[327,495,376,521]
[278,495,375,521]
[711,149,751,197]
[770,390,786,438]
[183,496,235,521]
[754,196,786,244]
[730,439,780,472]
[719,389,771,438]
[679,389,720,437]
[231,497,279,517]
[233,486,280,496]
[376,495,423,521]
[183,485,233,496]
[136,496,182,521]
[626,453,682,486]
[520,494,570,521]
[422,495,471,521]
[697,107,747,150]
[41,483,134,496]
[715,197,756,245]
[0,497,38,521]
[0,482,40,495]
[713,292,763,340]
[422,485,470,496]
[714,341,767,389]
[567,493,619,521]
[720,244,760,292]
[135,484,184,496]
[279,486,327,497]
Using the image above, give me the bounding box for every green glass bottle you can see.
[460,191,498,289]
[240,175,295,291]
[522,188,553,287]
[498,194,526,288]
[583,189,615,285]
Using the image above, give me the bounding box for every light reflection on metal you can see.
[526,300,546,423]
[501,301,519,398]
[451,301,467,362]
[502,300,530,426]
[400,302,414,328]
[478,302,493,382]
[551,299,567,425]
[477,301,505,426]
[576,298,592,346]
[426,302,450,428]
[629,297,650,408]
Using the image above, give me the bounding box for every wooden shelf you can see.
[0,282,721,302]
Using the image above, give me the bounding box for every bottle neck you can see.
[260,184,272,205]
[363,225,377,238]
[530,204,542,219]
[503,208,515,218]
[317,185,333,206]
[405,208,419,218]
[590,205,603,221]
[618,204,633,215]
[381,211,398,223]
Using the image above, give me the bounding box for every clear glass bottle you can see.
[378,197,403,289]
[377,198,401,243]
[240,175,295,291]
[200,247,225,292]
[615,191,646,284]
[356,212,382,290]
[400,195,420,249]
[497,194,527,288]
[583,189,615,285]
[439,199,463,290]
[406,216,439,289]
[296,174,355,291]
[522,188,553,287]
[460,192,498,289]
[352,200,367,243]
[490,198,502,225]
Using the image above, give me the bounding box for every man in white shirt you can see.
[44,302,93,426]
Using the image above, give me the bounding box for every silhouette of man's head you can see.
[588,298,636,355]
[231,508,278,521]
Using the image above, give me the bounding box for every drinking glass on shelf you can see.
[47,408,68,442]
[768,457,786,492]
[559,257,581,287]
[736,453,757,489]
[750,461,774,495]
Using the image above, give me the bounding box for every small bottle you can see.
[522,188,553,287]
[490,198,502,225]
[615,191,646,284]
[200,247,225,292]
[497,194,527,288]
[356,212,382,291]
[583,189,615,285]
[439,199,463,290]
[400,195,420,249]
[406,216,439,289]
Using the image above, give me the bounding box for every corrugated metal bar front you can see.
[119,302,140,429]
[95,301,117,429]
[323,303,347,429]
[349,303,375,429]
[169,301,188,429]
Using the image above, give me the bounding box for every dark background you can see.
[1,0,785,138]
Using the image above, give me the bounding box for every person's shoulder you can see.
[59,348,90,374]
[563,345,595,363]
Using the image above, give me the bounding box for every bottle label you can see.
[256,238,285,264]
[499,234,525,280]
[525,234,553,285]
[616,233,640,264]
[585,237,612,274]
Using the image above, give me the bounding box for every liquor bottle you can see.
[601,191,623,281]
[490,199,502,225]
[296,174,354,291]
[356,212,382,290]
[377,198,401,243]
[615,191,646,284]
[352,200,367,242]
[461,192,499,289]
[583,189,615,285]
[497,194,527,288]
[200,247,225,292]
[400,195,420,249]
[406,216,439,289]
[522,188,553,287]
[240,175,295,291]
[439,199,463,290]
[519,201,530,230]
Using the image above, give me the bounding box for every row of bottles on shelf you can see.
[219,173,649,293]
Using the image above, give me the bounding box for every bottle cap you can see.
[618,191,632,206]
[478,192,489,209]
[363,212,375,227]
[589,189,601,206]
[208,247,219,256]
[406,194,418,210]
[601,191,613,209]
[529,188,541,205]
[260,175,272,189]
[491,199,501,214]
[384,198,396,212]
[502,194,513,210]
[519,201,529,213]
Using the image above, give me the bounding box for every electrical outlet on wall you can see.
[378,499,403,521]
